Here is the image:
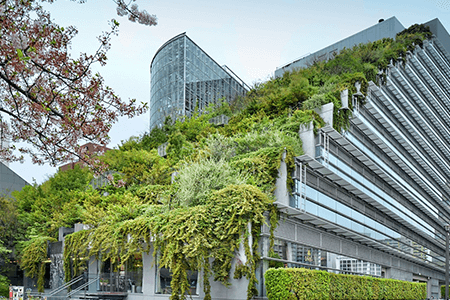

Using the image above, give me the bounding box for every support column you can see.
[88,256,99,293]
[445,224,450,300]
[427,278,440,299]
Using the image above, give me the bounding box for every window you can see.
[155,266,198,295]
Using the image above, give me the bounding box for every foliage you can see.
[237,23,432,133]
[0,195,21,279]
[63,183,276,300]
[101,148,171,186]
[0,0,152,166]
[14,166,93,237]
[174,159,247,207]
[441,285,450,298]
[19,236,55,293]
[0,195,20,250]
[265,268,427,300]
[0,274,9,298]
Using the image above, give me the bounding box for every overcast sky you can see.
[7,0,450,184]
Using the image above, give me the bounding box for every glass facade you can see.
[271,21,450,297]
[337,256,381,276]
[286,33,450,284]
[264,239,381,277]
[150,33,248,129]
[291,185,441,267]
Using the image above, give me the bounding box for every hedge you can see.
[441,285,450,297]
[265,268,427,300]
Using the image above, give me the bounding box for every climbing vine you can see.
[63,184,277,299]
[20,236,56,292]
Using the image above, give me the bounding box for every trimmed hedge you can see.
[441,285,450,297]
[265,268,427,300]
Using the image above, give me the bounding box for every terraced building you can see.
[270,17,450,299]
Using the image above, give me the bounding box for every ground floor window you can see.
[264,238,382,277]
[97,255,143,293]
[336,255,381,276]
[126,253,143,293]
[155,267,198,295]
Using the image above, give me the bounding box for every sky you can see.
[7,0,450,184]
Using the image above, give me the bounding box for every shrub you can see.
[265,268,426,300]
[0,275,9,297]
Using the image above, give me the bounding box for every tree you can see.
[0,195,17,282]
[0,0,156,166]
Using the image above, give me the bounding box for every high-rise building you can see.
[270,17,450,299]
[150,33,248,129]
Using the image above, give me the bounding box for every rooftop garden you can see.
[10,23,433,300]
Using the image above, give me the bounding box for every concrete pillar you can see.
[141,250,155,295]
[315,102,334,126]
[274,151,289,206]
[88,256,99,293]
[427,278,440,299]
[299,121,315,157]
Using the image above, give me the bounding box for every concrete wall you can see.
[425,18,450,56]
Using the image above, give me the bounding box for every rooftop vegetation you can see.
[13,23,433,299]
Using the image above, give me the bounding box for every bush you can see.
[265,268,427,300]
[441,285,450,298]
[0,275,9,298]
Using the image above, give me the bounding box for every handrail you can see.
[66,276,99,298]
[45,274,84,297]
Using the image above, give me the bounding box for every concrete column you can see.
[315,102,334,126]
[274,151,289,206]
[88,256,99,293]
[427,278,440,300]
[299,121,315,157]
[141,250,155,295]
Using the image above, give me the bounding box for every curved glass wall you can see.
[150,33,248,129]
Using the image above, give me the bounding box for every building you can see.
[0,138,28,197]
[149,32,248,129]
[59,142,109,172]
[270,17,450,299]
[42,17,450,300]
[0,162,28,197]
[0,135,28,197]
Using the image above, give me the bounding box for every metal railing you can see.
[66,275,99,298]
[25,274,84,299]
[48,274,84,297]
[25,271,143,299]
